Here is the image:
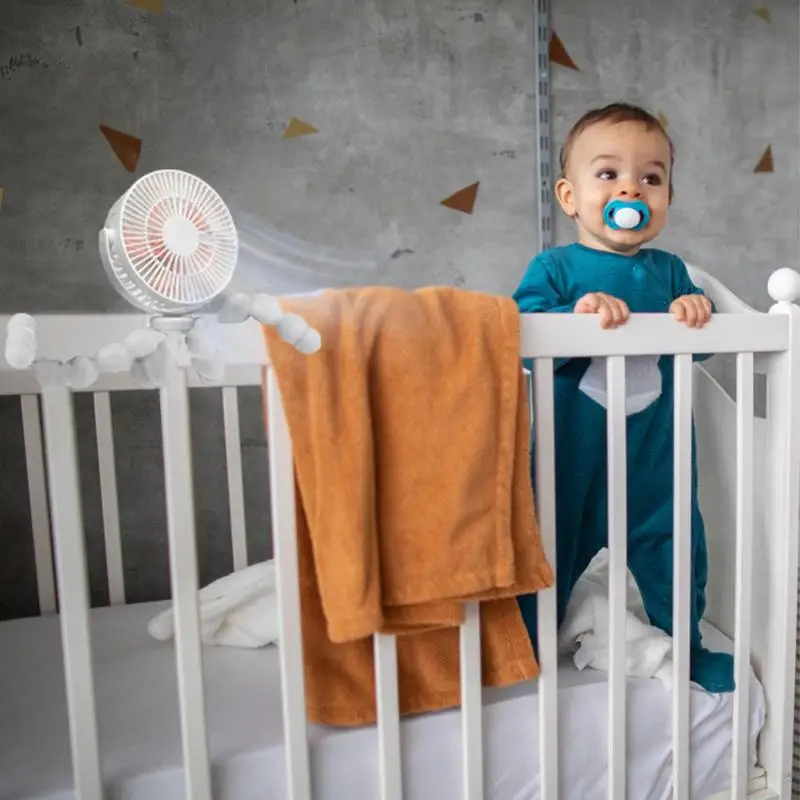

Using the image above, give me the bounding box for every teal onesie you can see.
[514,243,734,694]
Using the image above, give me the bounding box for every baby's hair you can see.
[559,102,675,200]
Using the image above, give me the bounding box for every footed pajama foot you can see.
[690,648,735,693]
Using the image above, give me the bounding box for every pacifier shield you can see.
[603,199,651,231]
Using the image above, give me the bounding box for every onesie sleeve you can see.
[670,255,715,307]
[669,254,716,362]
[513,252,576,371]
[513,252,577,314]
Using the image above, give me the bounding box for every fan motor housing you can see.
[99,200,176,314]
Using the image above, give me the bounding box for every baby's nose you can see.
[617,184,642,199]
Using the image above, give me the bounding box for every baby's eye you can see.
[642,174,662,186]
[597,169,617,180]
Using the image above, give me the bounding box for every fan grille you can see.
[118,170,237,307]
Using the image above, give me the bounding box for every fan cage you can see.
[116,169,238,309]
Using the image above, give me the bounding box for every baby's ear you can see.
[555,177,576,216]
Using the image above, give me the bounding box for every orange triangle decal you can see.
[441,182,480,215]
[657,111,669,128]
[283,117,319,139]
[128,0,164,12]
[754,145,774,173]
[99,124,142,172]
[753,7,771,22]
[550,31,579,71]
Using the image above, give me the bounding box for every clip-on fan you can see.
[4,169,321,388]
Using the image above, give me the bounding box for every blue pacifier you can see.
[603,199,651,232]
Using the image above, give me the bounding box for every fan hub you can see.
[162,215,199,257]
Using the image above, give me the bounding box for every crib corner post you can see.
[760,269,800,797]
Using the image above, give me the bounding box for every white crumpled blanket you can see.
[558,548,682,690]
[149,546,686,693]
[147,560,280,649]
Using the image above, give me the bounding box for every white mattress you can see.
[0,600,765,800]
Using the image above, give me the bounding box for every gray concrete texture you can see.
[0,0,797,618]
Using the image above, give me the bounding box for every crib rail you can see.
[2,284,799,800]
[518,311,787,359]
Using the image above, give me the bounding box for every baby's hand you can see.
[574,292,630,329]
[670,294,712,328]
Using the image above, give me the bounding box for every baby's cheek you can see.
[649,192,671,214]
[648,205,670,230]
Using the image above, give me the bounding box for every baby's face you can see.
[556,120,672,254]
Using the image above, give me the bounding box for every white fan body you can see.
[99,169,239,314]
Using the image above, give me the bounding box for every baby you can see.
[513,102,733,693]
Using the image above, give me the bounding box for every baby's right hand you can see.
[574,292,630,329]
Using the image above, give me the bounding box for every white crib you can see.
[0,265,798,800]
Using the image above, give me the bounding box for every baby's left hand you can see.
[670,294,712,328]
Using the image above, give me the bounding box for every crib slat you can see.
[374,633,403,800]
[533,358,559,800]
[732,353,755,799]
[606,356,628,800]
[672,354,693,799]
[40,388,103,799]
[21,394,56,615]
[159,358,212,800]
[93,392,126,605]
[460,601,483,800]
[266,368,312,800]
[222,386,248,570]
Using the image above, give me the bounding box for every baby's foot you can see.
[690,648,735,693]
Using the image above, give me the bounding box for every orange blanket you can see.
[263,286,554,726]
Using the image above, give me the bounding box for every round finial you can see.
[768,268,800,304]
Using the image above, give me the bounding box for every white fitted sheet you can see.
[0,600,765,800]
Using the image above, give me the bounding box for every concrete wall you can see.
[0,0,797,618]
[549,0,799,397]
